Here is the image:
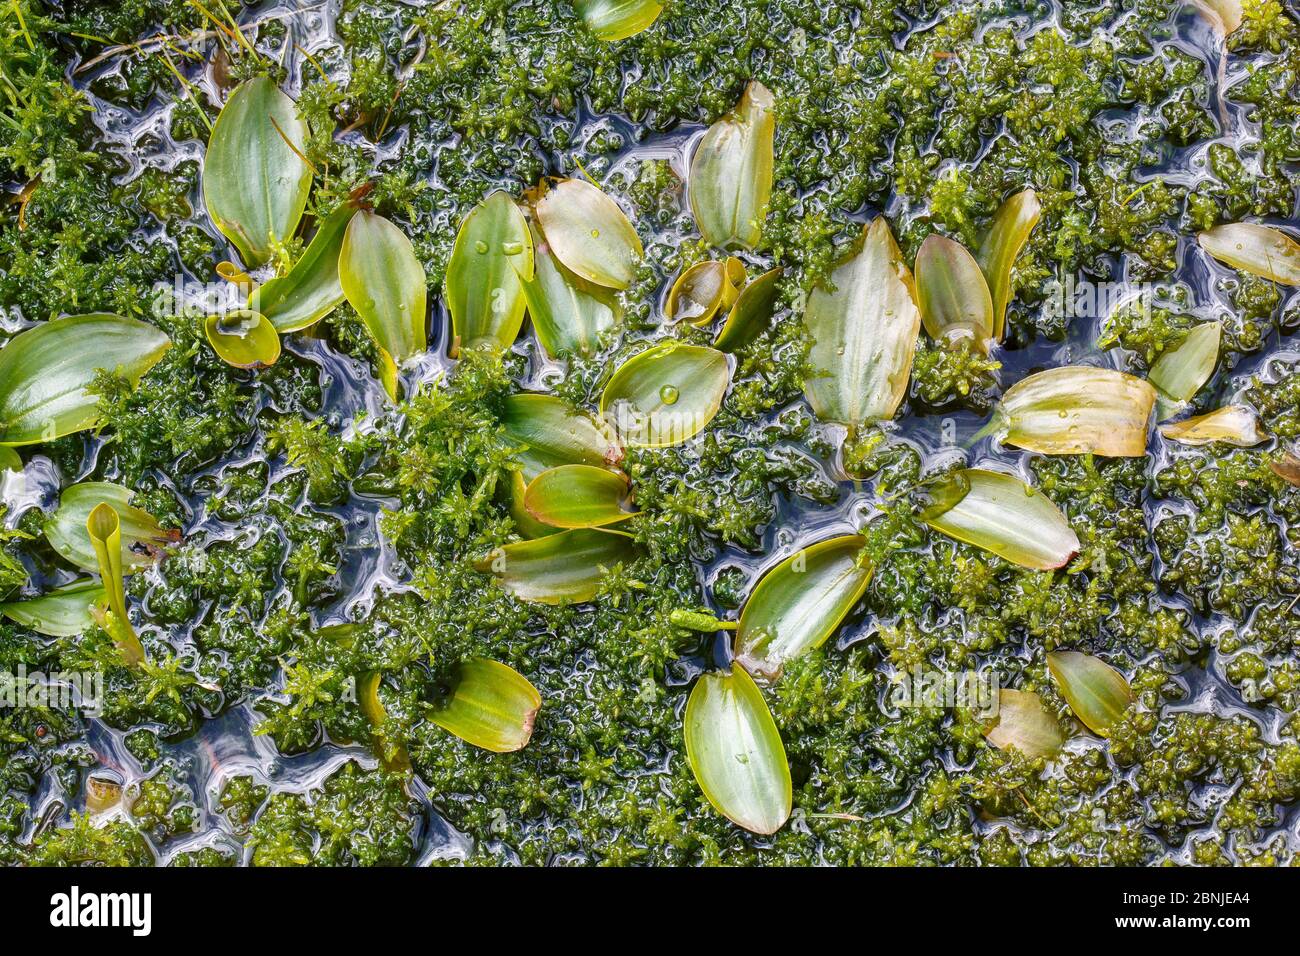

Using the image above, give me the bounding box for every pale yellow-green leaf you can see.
[983,689,1064,759]
[428,658,542,753]
[1197,222,1300,285]
[715,266,782,353]
[994,366,1155,456]
[339,211,428,373]
[522,220,619,357]
[599,342,729,447]
[86,503,144,666]
[977,189,1041,342]
[44,482,178,574]
[576,0,663,41]
[475,528,639,604]
[446,191,534,354]
[523,464,636,528]
[204,310,281,369]
[499,393,623,482]
[1047,650,1133,737]
[535,179,642,289]
[1159,404,1268,447]
[0,580,104,637]
[916,234,994,353]
[689,81,776,251]
[1148,321,1220,413]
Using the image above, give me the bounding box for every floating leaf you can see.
[45,482,178,574]
[0,447,19,472]
[249,205,355,332]
[475,528,639,604]
[447,191,534,354]
[576,0,663,40]
[358,671,410,772]
[506,470,561,539]
[87,503,144,666]
[535,179,642,289]
[992,366,1155,456]
[1159,405,1267,447]
[524,464,636,529]
[499,393,623,482]
[339,210,428,397]
[522,220,618,358]
[1197,222,1300,286]
[202,76,312,268]
[204,310,281,369]
[666,259,744,326]
[803,217,921,427]
[1148,321,1220,413]
[684,663,791,835]
[714,266,782,353]
[921,469,1080,571]
[600,342,729,447]
[689,81,776,251]
[978,189,1041,342]
[734,535,871,681]
[982,689,1064,759]
[1047,650,1133,737]
[1271,451,1300,487]
[0,580,104,637]
[428,658,541,753]
[0,314,171,446]
[916,234,994,353]
[1192,0,1243,33]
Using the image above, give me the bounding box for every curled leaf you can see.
[0,580,104,637]
[576,0,663,40]
[734,535,871,681]
[688,81,776,251]
[428,658,541,753]
[600,342,729,447]
[87,503,144,667]
[715,266,782,353]
[803,217,920,427]
[1148,321,1220,413]
[667,258,744,326]
[921,469,1080,571]
[0,314,171,446]
[475,528,639,604]
[1197,222,1300,286]
[522,220,619,358]
[500,393,623,482]
[916,234,994,353]
[684,663,791,835]
[992,366,1155,457]
[978,189,1041,342]
[85,770,124,816]
[535,179,642,289]
[204,310,281,368]
[358,671,410,772]
[1047,650,1133,737]
[202,76,312,267]
[249,205,355,332]
[1159,405,1268,447]
[44,482,178,574]
[447,191,534,354]
[524,464,636,529]
[982,689,1064,759]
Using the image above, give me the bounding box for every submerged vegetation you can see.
[0,0,1298,865]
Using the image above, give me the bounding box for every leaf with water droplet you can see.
[524,464,637,529]
[204,309,281,369]
[0,579,104,637]
[600,342,729,447]
[991,366,1155,457]
[977,189,1040,343]
[428,658,542,753]
[1159,404,1268,447]
[475,528,640,604]
[983,689,1064,759]
[535,178,642,289]
[916,234,994,353]
[1197,222,1300,286]
[689,81,776,251]
[521,220,619,358]
[446,191,534,354]
[1047,650,1133,738]
[575,0,663,40]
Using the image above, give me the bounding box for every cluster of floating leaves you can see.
[3,48,1300,835]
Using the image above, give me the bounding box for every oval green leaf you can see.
[475,528,639,605]
[204,310,281,369]
[993,366,1155,457]
[983,689,1064,759]
[428,658,542,753]
[249,205,355,332]
[684,663,791,835]
[1198,222,1300,286]
[688,81,776,252]
[202,76,312,268]
[0,580,105,637]
[1047,650,1133,738]
[535,178,642,289]
[524,464,636,529]
[1148,321,1220,412]
[715,266,782,353]
[1159,405,1268,447]
[447,191,534,354]
[803,216,921,427]
[500,393,623,482]
[916,234,994,353]
[921,469,1080,571]
[978,189,1041,343]
[599,342,729,447]
[734,535,871,682]
[0,314,171,446]
[576,0,663,40]
[522,220,618,358]
[44,481,178,574]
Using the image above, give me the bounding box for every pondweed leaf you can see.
[535,178,642,289]
[522,220,618,358]
[978,189,1041,343]
[499,393,623,482]
[524,464,636,528]
[428,658,542,753]
[714,266,782,353]
[202,76,312,268]
[992,366,1156,456]
[1272,451,1300,487]
[689,81,776,251]
[86,503,144,667]
[916,234,994,353]
[734,535,871,681]
[666,258,744,326]
[1160,405,1268,447]
[204,310,281,369]
[1192,0,1243,33]
[44,482,178,574]
[250,205,355,332]
[0,580,104,637]
[0,314,170,446]
[983,689,1064,759]
[600,342,729,447]
[576,0,663,41]
[803,217,920,427]
[475,528,639,604]
[1047,650,1133,737]
[684,663,791,834]
[920,469,1080,571]
[447,191,534,354]
[1148,321,1220,414]
[1197,222,1300,285]
[358,671,411,772]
